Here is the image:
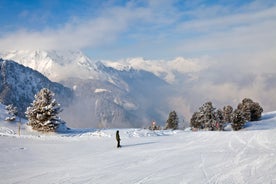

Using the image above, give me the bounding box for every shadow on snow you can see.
[122,141,156,148]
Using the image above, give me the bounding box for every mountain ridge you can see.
[0,58,74,117]
[0,50,175,128]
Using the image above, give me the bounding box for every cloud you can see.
[0,2,150,51]
[0,1,180,52]
[104,56,206,83]
[189,74,276,111]
[0,16,126,50]
[177,53,276,119]
[0,0,275,60]
[175,5,276,55]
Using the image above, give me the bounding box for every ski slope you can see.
[0,110,276,184]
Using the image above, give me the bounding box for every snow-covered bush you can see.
[5,104,18,122]
[165,110,179,130]
[25,88,66,132]
[237,98,263,121]
[231,109,246,131]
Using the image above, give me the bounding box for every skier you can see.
[116,130,121,148]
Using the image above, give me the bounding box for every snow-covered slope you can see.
[0,58,73,116]
[1,104,276,184]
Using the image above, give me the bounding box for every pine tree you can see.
[214,109,224,130]
[223,105,233,123]
[190,112,202,129]
[237,98,263,121]
[190,102,226,131]
[190,102,216,130]
[250,102,263,121]
[25,88,65,132]
[231,109,246,131]
[200,102,216,130]
[165,110,179,130]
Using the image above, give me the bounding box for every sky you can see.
[0,0,276,117]
[0,0,275,60]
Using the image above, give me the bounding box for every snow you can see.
[103,57,205,84]
[1,105,276,183]
[113,98,138,110]
[94,88,110,93]
[0,50,99,82]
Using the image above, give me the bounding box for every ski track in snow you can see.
[1,111,276,184]
[0,127,16,136]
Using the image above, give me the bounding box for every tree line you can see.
[5,87,264,132]
[162,98,263,131]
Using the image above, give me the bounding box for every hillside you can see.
[0,59,73,116]
[0,104,276,184]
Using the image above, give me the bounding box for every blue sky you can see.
[0,0,276,114]
[0,0,275,60]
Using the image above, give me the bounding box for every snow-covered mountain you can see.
[0,50,204,84]
[103,57,205,84]
[0,50,175,128]
[0,58,73,116]
[61,61,171,128]
[0,50,100,81]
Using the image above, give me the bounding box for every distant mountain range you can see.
[1,50,272,128]
[1,50,190,128]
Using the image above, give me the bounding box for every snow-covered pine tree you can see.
[190,112,202,129]
[200,102,216,130]
[191,103,207,130]
[237,98,263,121]
[214,109,224,130]
[231,109,246,131]
[223,105,233,123]
[165,110,179,130]
[5,104,18,121]
[25,88,65,132]
[190,102,225,131]
[250,102,263,121]
[237,101,251,122]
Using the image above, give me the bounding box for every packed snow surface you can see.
[1,110,276,183]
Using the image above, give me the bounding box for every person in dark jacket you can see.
[116,130,121,148]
